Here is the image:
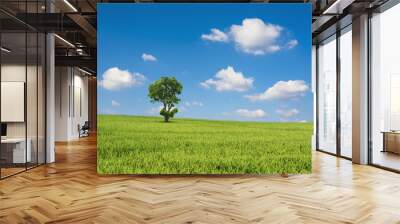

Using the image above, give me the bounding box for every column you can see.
[352,14,369,164]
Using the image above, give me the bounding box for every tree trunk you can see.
[162,103,168,122]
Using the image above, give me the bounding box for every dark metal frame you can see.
[0,20,2,179]
[336,26,341,157]
[315,44,319,151]
[25,2,28,172]
[367,10,373,166]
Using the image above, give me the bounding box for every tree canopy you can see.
[148,77,183,122]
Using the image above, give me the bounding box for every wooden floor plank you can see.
[0,135,400,223]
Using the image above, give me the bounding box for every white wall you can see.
[55,67,89,141]
[1,65,26,128]
[1,63,47,164]
[1,65,40,137]
[55,66,70,141]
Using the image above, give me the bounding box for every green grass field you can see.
[97,115,312,174]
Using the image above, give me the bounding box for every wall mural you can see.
[97,4,312,174]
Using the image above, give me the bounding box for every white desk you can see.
[1,138,31,163]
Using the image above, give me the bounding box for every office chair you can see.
[79,121,90,138]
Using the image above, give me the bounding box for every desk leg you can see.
[382,133,386,153]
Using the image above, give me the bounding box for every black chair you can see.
[79,121,90,138]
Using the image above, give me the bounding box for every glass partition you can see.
[317,35,337,154]
[0,1,46,179]
[1,30,28,177]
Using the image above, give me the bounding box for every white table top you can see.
[1,138,28,143]
[381,131,400,134]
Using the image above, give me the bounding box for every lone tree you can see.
[148,77,183,122]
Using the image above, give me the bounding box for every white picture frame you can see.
[1,81,25,122]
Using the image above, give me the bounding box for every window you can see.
[339,26,352,158]
[370,2,400,171]
[317,35,337,154]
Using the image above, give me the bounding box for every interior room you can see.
[0,0,400,223]
[54,66,91,141]
[0,0,96,179]
[0,10,46,178]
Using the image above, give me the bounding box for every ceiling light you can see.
[54,34,75,48]
[76,48,85,56]
[63,0,78,12]
[322,0,354,15]
[1,47,11,53]
[78,67,92,76]
[323,0,341,14]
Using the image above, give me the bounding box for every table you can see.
[1,138,31,164]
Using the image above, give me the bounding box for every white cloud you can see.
[298,120,308,123]
[179,106,187,112]
[184,101,203,107]
[235,109,267,118]
[99,67,145,91]
[201,18,298,55]
[276,108,299,118]
[287,39,298,49]
[100,108,116,115]
[201,28,229,42]
[142,53,157,62]
[192,101,203,107]
[111,100,120,107]
[170,101,203,113]
[229,18,282,55]
[200,66,253,92]
[148,105,163,115]
[245,80,309,101]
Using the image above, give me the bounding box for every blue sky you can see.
[98,4,312,122]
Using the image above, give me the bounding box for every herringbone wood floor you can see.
[1,135,400,224]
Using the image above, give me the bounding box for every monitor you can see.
[1,123,7,137]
